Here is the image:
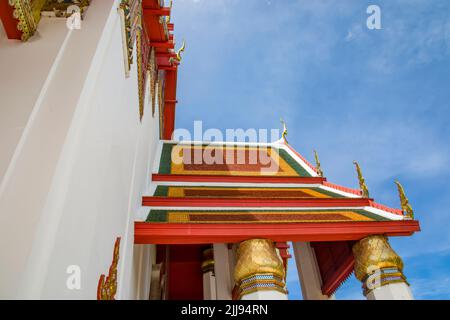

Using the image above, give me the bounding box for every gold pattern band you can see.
[234,274,287,300]
[361,267,408,296]
[8,0,37,41]
[201,247,215,274]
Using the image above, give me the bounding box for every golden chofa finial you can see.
[395,180,414,219]
[175,39,186,61]
[353,161,370,198]
[314,150,323,177]
[166,0,173,23]
[280,118,288,143]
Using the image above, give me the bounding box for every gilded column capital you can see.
[201,246,215,274]
[233,239,286,299]
[353,235,408,295]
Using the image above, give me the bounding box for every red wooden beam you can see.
[142,196,373,207]
[151,41,175,49]
[156,52,177,58]
[158,66,177,71]
[134,220,420,244]
[143,7,171,16]
[152,174,327,184]
[163,69,178,140]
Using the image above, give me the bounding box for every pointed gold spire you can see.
[314,150,323,177]
[280,118,288,143]
[353,161,369,198]
[175,39,186,61]
[394,180,414,219]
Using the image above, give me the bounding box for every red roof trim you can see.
[284,143,318,173]
[369,200,403,216]
[152,174,326,184]
[134,220,420,244]
[323,181,362,196]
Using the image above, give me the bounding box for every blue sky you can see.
[172,0,450,299]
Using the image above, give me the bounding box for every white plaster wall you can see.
[0,0,159,299]
[0,18,70,182]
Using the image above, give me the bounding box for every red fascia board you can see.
[159,66,177,71]
[163,69,178,140]
[151,41,174,49]
[156,52,177,58]
[142,0,160,9]
[143,7,171,16]
[134,220,421,244]
[152,174,327,184]
[0,1,21,40]
[142,196,373,207]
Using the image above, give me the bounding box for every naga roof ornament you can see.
[353,161,370,198]
[395,180,414,219]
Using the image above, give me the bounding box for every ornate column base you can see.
[201,247,217,300]
[233,239,288,300]
[353,235,414,300]
[366,282,413,300]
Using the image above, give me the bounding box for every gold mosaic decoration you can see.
[40,0,90,18]
[234,239,285,284]
[118,0,141,77]
[352,235,408,295]
[8,0,38,41]
[353,235,404,281]
[148,47,157,117]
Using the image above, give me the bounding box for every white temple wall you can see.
[0,17,70,182]
[0,0,158,299]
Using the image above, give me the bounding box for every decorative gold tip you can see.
[280,118,288,143]
[353,161,369,198]
[175,39,186,61]
[395,180,414,219]
[314,150,323,177]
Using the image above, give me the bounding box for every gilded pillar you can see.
[201,246,217,300]
[353,235,413,300]
[233,239,287,300]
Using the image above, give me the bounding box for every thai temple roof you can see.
[139,139,410,224]
[135,138,420,295]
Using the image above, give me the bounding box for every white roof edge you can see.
[152,140,164,174]
[319,185,361,198]
[363,206,405,221]
[140,205,402,221]
[278,143,318,177]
